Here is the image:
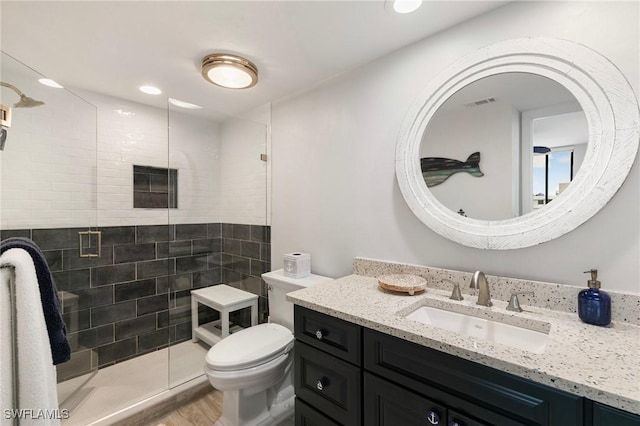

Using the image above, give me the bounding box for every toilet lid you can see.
[206,323,293,371]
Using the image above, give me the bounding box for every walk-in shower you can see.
[1,50,270,425]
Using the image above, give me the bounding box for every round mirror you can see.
[396,38,639,250]
[420,72,588,221]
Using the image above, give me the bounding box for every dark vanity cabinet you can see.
[293,305,640,426]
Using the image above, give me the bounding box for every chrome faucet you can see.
[470,271,492,307]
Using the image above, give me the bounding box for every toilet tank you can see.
[262,269,332,331]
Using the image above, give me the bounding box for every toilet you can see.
[205,269,332,426]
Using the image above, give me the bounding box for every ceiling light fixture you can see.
[393,0,422,14]
[139,85,162,95]
[201,54,258,89]
[38,78,63,89]
[168,98,203,109]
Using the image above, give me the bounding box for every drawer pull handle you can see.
[315,330,324,340]
[316,377,328,391]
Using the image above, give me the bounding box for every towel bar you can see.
[1,264,18,425]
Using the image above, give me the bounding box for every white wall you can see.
[271,1,640,293]
[421,100,516,220]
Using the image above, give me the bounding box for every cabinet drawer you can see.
[294,305,361,365]
[364,328,584,426]
[364,372,521,426]
[295,398,341,426]
[294,341,361,425]
[593,402,640,426]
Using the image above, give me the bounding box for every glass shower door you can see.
[0,51,99,414]
[167,102,270,388]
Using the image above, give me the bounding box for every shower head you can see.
[13,94,45,108]
[0,81,45,108]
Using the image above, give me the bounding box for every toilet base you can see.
[213,388,294,426]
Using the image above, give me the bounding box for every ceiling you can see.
[0,1,508,121]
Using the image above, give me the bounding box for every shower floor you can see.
[59,341,209,426]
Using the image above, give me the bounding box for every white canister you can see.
[283,252,311,278]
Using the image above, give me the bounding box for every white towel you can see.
[0,248,60,426]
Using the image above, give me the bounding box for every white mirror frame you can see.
[396,38,639,250]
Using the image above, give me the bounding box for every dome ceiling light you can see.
[201,54,258,89]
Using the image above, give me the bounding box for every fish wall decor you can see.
[421,152,484,187]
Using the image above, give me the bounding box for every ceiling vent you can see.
[464,97,496,108]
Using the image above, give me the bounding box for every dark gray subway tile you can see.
[207,223,221,239]
[91,263,136,287]
[149,173,168,192]
[43,250,63,272]
[228,275,263,297]
[250,225,270,243]
[136,225,174,243]
[53,269,91,292]
[198,305,219,324]
[223,239,241,256]
[192,238,221,255]
[115,313,157,340]
[193,269,222,288]
[157,241,192,259]
[173,322,192,343]
[222,223,233,238]
[176,255,208,274]
[138,294,169,316]
[63,247,114,270]
[78,324,114,349]
[175,223,207,241]
[33,228,79,250]
[113,243,156,263]
[250,260,270,277]
[230,307,251,329]
[232,224,251,240]
[0,229,31,239]
[157,273,192,293]
[61,286,113,312]
[173,290,191,307]
[138,328,170,352]
[134,192,168,209]
[260,243,271,262]
[157,310,169,328]
[63,308,91,333]
[169,305,191,325]
[241,241,260,259]
[91,301,136,327]
[133,173,150,191]
[97,338,136,366]
[97,226,135,246]
[137,258,175,279]
[230,256,251,275]
[208,253,223,268]
[114,279,156,302]
[259,296,269,323]
[222,269,243,285]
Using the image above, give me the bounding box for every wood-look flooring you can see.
[146,389,222,426]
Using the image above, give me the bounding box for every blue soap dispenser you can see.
[578,269,611,326]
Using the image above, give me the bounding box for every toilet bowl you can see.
[204,270,332,426]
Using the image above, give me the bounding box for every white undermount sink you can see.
[404,305,549,354]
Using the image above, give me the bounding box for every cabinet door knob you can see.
[316,377,328,391]
[315,329,324,340]
[426,409,441,425]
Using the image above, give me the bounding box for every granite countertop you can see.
[287,274,640,414]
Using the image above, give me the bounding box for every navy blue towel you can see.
[1,237,71,365]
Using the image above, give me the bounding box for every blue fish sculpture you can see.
[420,152,484,187]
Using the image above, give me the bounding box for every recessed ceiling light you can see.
[201,54,258,89]
[38,78,63,88]
[139,85,162,95]
[393,0,422,14]
[168,98,203,109]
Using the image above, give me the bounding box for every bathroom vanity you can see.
[288,263,640,426]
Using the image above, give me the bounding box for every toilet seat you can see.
[206,323,293,371]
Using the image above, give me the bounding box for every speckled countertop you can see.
[287,274,640,414]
